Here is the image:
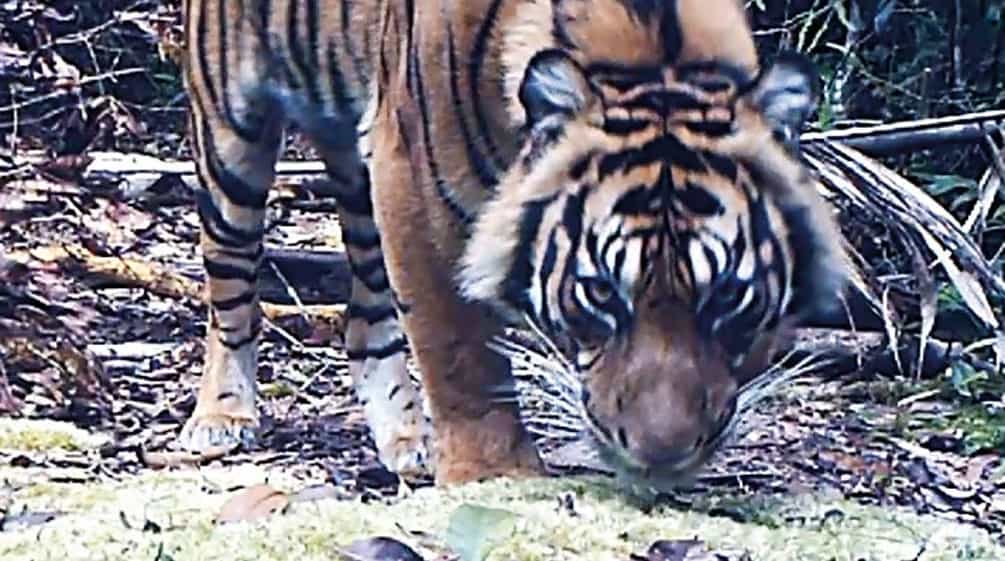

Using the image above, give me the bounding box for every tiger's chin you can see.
[584,432,723,494]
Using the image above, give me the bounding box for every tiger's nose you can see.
[634,438,702,468]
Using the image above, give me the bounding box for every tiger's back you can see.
[179,0,845,488]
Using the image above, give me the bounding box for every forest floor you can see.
[2,155,1004,560]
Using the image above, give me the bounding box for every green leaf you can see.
[949,361,981,399]
[444,503,519,561]
[915,173,977,197]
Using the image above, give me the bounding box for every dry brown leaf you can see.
[215,484,289,524]
[918,224,999,330]
[905,235,937,378]
[964,455,999,484]
[139,448,229,469]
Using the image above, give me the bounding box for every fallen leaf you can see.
[291,484,347,504]
[632,539,751,561]
[444,503,518,561]
[215,484,289,524]
[339,537,425,561]
[139,447,229,469]
[964,455,998,484]
[0,508,63,532]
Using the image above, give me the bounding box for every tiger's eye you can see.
[581,277,615,305]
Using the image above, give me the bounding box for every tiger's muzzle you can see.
[577,296,741,487]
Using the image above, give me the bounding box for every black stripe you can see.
[624,226,663,239]
[341,227,381,248]
[218,243,264,262]
[685,121,733,137]
[702,151,739,182]
[195,1,219,115]
[347,302,396,324]
[597,135,705,180]
[446,23,497,189]
[258,0,271,41]
[585,230,600,266]
[409,24,473,225]
[677,60,753,90]
[219,328,259,350]
[612,185,657,215]
[327,38,355,111]
[403,0,416,95]
[195,188,263,247]
[201,124,269,208]
[468,0,506,169]
[536,226,559,331]
[600,225,620,262]
[676,181,725,216]
[350,255,384,281]
[616,90,709,113]
[502,195,557,309]
[563,189,585,248]
[213,289,256,311]
[354,267,390,293]
[612,246,627,285]
[602,117,651,136]
[388,383,402,400]
[341,0,368,87]
[335,172,374,215]
[569,152,595,180]
[347,336,408,361]
[286,0,310,93]
[217,1,234,133]
[305,0,322,100]
[557,189,586,321]
[204,257,257,282]
[585,62,663,82]
[214,2,261,144]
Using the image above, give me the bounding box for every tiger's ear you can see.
[748,50,820,149]
[518,49,597,125]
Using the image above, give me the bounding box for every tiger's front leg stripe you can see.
[195,189,263,248]
[203,257,258,283]
[345,336,408,361]
[347,302,397,324]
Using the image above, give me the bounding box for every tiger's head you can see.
[459,0,845,487]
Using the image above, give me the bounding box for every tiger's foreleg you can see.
[316,131,434,478]
[178,99,282,453]
[368,109,545,486]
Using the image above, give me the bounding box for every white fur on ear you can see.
[749,51,821,149]
[519,49,594,125]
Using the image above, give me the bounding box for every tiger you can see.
[178,0,846,488]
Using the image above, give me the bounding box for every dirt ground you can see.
[2,159,1004,561]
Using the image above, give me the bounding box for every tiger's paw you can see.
[373,416,435,479]
[178,410,258,453]
[432,409,547,486]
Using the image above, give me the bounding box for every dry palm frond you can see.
[803,140,1005,370]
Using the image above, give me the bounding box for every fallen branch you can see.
[11,110,1005,199]
[803,109,1005,156]
[6,244,345,324]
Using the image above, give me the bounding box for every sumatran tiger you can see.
[178,0,846,488]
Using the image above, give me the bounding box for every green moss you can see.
[0,464,1001,561]
[0,419,109,452]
